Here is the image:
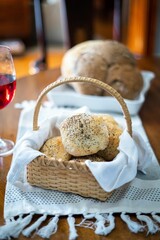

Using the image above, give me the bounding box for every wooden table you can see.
[0,57,160,239]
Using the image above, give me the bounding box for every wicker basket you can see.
[27,76,132,201]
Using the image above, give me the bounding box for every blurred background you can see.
[0,0,159,77]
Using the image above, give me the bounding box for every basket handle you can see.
[33,76,132,136]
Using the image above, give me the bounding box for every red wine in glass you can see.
[0,74,16,109]
[0,45,16,157]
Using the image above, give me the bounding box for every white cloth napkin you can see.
[7,107,151,192]
[86,130,150,192]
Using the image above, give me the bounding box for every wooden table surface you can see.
[0,57,160,239]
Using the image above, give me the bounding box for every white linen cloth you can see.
[0,103,160,240]
[8,106,150,192]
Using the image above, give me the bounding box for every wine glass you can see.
[0,45,16,157]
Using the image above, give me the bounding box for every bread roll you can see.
[98,114,120,126]
[68,52,108,95]
[61,40,143,99]
[40,136,71,161]
[97,118,123,161]
[104,64,143,100]
[60,113,109,156]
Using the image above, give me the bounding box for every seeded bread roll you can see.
[97,118,123,161]
[61,40,143,99]
[40,136,71,161]
[60,113,109,156]
[98,114,120,126]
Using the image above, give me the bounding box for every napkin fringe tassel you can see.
[136,212,159,235]
[120,212,145,233]
[22,213,47,237]
[94,213,115,235]
[67,214,78,240]
[152,212,160,223]
[0,213,33,239]
[0,212,160,239]
[76,213,115,236]
[120,212,160,234]
[36,214,59,238]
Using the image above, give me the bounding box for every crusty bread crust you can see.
[61,40,143,99]
[40,136,71,161]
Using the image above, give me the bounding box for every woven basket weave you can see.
[27,76,132,201]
